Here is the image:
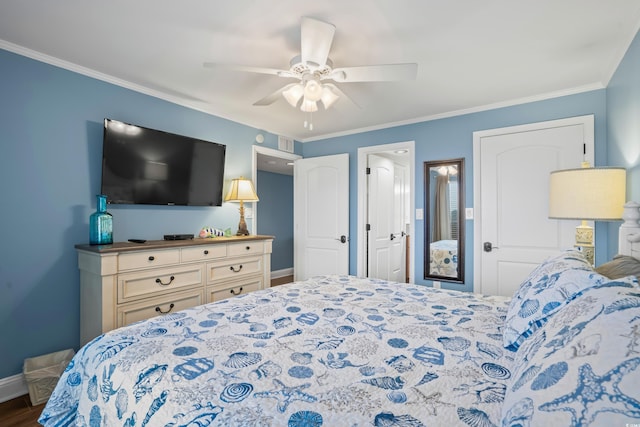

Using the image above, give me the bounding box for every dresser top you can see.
[76,235,274,254]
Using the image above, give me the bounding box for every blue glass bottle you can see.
[90,194,113,245]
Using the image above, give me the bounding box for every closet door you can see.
[474,115,593,296]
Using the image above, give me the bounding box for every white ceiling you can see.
[1,1,640,142]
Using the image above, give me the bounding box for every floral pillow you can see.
[503,250,598,351]
[501,281,640,426]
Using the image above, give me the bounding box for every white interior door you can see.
[473,115,594,296]
[392,163,408,282]
[294,153,349,281]
[367,155,395,280]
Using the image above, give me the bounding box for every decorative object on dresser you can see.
[199,226,233,238]
[76,235,273,345]
[89,194,113,245]
[548,163,626,265]
[225,177,259,236]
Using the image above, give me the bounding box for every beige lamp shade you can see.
[549,167,626,220]
[225,177,258,236]
[225,178,259,203]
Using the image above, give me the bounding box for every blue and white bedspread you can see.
[39,275,513,426]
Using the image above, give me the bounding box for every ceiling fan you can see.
[204,16,418,129]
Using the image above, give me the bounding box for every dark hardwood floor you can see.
[0,394,45,426]
[1,274,295,426]
[270,274,294,286]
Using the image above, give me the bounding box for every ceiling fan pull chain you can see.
[303,111,313,130]
[303,110,313,130]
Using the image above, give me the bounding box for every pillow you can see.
[502,250,597,351]
[501,280,640,426]
[596,254,640,279]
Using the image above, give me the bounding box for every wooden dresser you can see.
[76,235,273,345]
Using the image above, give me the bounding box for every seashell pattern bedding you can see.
[39,275,513,426]
[39,260,640,426]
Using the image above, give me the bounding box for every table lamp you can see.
[225,177,259,236]
[549,163,626,265]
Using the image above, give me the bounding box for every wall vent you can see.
[278,136,294,153]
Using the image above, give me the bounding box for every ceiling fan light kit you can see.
[320,85,340,109]
[300,98,318,113]
[204,16,418,131]
[282,84,304,106]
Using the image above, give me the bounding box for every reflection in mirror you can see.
[424,158,465,283]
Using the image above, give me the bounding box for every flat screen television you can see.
[101,119,226,206]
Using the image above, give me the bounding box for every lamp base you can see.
[575,221,594,266]
[235,202,251,236]
[236,222,250,236]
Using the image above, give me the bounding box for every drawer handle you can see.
[230,265,243,273]
[204,250,209,255]
[155,275,175,286]
[155,303,175,314]
[245,246,250,250]
[148,256,155,261]
[230,287,244,295]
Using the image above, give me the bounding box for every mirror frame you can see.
[423,158,465,284]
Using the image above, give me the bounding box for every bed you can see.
[429,239,458,277]
[39,202,640,426]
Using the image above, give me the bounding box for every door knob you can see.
[390,233,396,240]
[336,235,348,244]
[483,241,499,252]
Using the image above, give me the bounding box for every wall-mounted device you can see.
[101,119,226,206]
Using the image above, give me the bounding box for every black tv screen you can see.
[101,119,226,206]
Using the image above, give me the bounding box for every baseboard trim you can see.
[271,268,293,279]
[0,373,28,403]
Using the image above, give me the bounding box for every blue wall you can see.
[0,49,297,379]
[256,170,294,271]
[607,29,640,254]
[302,90,609,292]
[2,23,639,380]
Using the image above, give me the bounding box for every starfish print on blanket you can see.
[253,379,317,413]
[358,322,394,340]
[170,327,207,346]
[539,357,640,426]
[451,350,484,367]
[409,388,455,416]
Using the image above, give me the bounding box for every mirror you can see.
[424,158,465,283]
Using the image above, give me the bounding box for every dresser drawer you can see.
[118,249,180,271]
[206,255,264,284]
[228,241,264,257]
[181,245,227,262]
[117,289,203,327]
[118,264,204,303]
[207,277,263,303]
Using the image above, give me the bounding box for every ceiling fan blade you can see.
[330,63,418,82]
[253,83,297,106]
[300,16,335,67]
[324,83,360,109]
[203,62,296,78]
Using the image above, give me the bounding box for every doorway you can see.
[252,146,301,284]
[357,141,415,282]
[254,141,414,284]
